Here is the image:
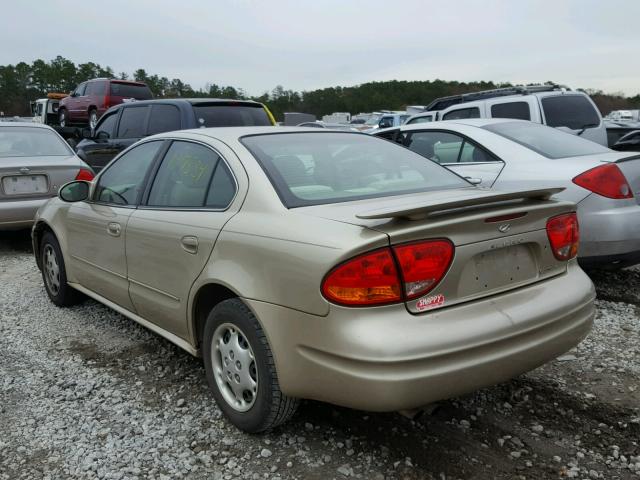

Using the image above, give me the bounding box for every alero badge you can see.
[416,294,445,311]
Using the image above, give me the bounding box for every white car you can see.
[374,118,640,269]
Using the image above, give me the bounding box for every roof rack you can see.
[426,84,571,112]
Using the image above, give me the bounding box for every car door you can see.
[68,82,87,121]
[65,141,164,310]
[404,130,504,186]
[125,139,242,339]
[81,110,121,172]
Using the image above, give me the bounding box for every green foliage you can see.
[0,56,638,119]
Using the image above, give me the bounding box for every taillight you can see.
[546,213,579,261]
[393,240,454,299]
[75,168,94,181]
[572,164,633,199]
[321,239,454,306]
[322,249,401,306]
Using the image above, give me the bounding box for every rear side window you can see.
[442,107,480,120]
[147,105,181,135]
[110,82,153,100]
[541,95,600,130]
[192,104,271,127]
[86,81,105,96]
[95,141,161,205]
[483,121,610,159]
[117,107,148,138]
[147,141,235,208]
[406,131,497,164]
[491,102,531,120]
[95,112,118,137]
[241,132,469,208]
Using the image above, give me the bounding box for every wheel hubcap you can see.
[43,245,60,295]
[211,323,258,412]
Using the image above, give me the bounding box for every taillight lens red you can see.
[75,168,94,181]
[392,240,454,299]
[546,213,579,261]
[322,249,401,306]
[572,164,633,199]
[321,239,454,306]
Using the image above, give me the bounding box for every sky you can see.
[2,0,639,96]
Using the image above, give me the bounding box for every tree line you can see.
[1,56,639,120]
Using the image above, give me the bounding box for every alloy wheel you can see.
[43,244,60,296]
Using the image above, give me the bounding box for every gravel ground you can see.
[1,230,639,480]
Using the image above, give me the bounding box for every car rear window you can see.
[483,121,610,159]
[192,103,272,127]
[541,95,600,130]
[0,127,71,157]
[110,82,153,100]
[241,132,469,207]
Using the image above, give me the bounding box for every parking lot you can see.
[0,230,637,480]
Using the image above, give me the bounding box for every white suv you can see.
[405,85,607,146]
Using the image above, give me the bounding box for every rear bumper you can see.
[247,263,595,412]
[0,198,50,230]
[578,195,640,267]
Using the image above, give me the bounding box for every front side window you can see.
[147,141,235,208]
[241,132,469,207]
[0,127,72,158]
[147,104,181,135]
[442,107,480,120]
[490,102,531,120]
[405,131,497,164]
[541,95,600,130]
[483,121,610,159]
[74,83,87,96]
[117,107,148,138]
[94,141,161,205]
[95,112,118,138]
[378,117,394,128]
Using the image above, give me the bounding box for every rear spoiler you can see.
[355,187,565,220]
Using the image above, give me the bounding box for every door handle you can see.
[180,236,199,254]
[107,222,122,237]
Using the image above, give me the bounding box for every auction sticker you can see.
[416,293,445,311]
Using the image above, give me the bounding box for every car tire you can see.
[88,109,98,130]
[203,298,299,432]
[40,232,84,307]
[59,109,68,127]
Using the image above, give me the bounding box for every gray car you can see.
[0,123,94,230]
[374,119,640,268]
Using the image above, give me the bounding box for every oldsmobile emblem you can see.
[498,223,511,233]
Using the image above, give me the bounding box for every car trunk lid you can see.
[299,187,576,313]
[0,155,81,201]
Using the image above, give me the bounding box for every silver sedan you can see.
[374,119,640,268]
[0,123,94,230]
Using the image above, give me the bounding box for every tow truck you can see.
[30,93,81,148]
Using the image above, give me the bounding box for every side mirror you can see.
[81,127,93,139]
[465,177,483,185]
[59,181,90,202]
[96,131,110,141]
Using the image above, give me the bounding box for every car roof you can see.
[149,126,363,143]
[397,118,527,130]
[108,98,265,110]
[0,121,54,129]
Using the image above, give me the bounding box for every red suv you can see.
[59,78,153,129]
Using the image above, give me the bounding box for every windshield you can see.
[0,127,71,158]
[193,104,272,127]
[241,132,470,207]
[483,121,611,159]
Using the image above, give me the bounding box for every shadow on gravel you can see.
[588,266,640,305]
[0,229,33,254]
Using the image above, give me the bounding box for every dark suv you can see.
[75,98,275,171]
[59,78,153,129]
